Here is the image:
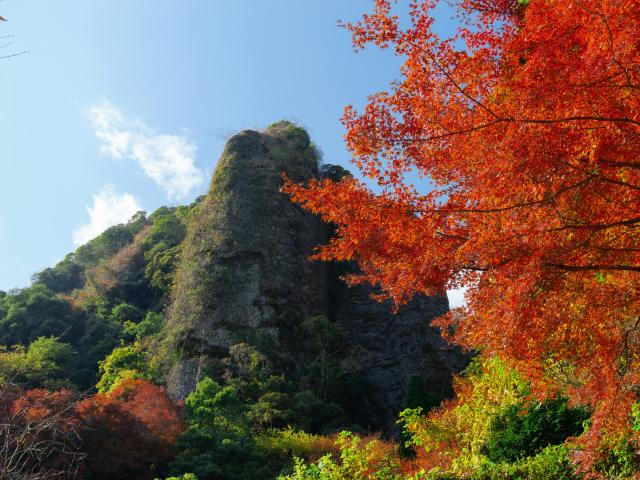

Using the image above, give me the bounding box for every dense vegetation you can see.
[0,200,383,479]
[0,207,610,479]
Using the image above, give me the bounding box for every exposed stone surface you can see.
[166,121,467,432]
[166,122,328,396]
[329,261,468,431]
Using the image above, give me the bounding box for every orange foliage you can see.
[76,378,184,480]
[284,0,640,468]
[107,378,184,444]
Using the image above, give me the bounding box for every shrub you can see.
[470,445,579,480]
[482,397,589,463]
[0,387,84,478]
[400,356,530,474]
[96,344,150,392]
[170,377,272,480]
[278,432,407,480]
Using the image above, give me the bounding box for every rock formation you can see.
[165,121,466,431]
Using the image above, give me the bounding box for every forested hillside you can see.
[1,199,200,390]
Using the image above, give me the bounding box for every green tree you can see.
[171,377,271,480]
[96,344,150,392]
[110,303,143,324]
[124,311,164,343]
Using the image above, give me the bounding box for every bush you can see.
[158,475,198,480]
[77,379,184,480]
[255,428,339,465]
[96,344,150,392]
[470,445,579,480]
[278,432,406,480]
[482,397,589,463]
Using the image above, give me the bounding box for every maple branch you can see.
[598,159,640,170]
[435,230,469,242]
[545,216,640,232]
[420,178,592,214]
[393,119,507,143]
[392,115,640,146]
[415,45,503,120]
[594,247,640,253]
[561,160,640,192]
[566,68,640,90]
[547,263,640,272]
[575,0,634,88]
[517,116,640,128]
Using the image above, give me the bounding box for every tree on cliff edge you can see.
[285,0,640,468]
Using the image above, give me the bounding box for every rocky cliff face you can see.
[328,261,467,430]
[165,121,466,431]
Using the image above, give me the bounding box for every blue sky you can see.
[0,1,462,304]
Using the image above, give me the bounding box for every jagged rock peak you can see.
[165,121,328,398]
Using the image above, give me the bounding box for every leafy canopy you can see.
[284,0,640,464]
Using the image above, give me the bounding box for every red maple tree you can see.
[285,0,640,466]
[76,379,184,480]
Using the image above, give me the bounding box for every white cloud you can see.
[87,100,203,199]
[72,185,142,246]
[447,287,468,309]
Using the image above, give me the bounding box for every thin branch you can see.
[546,263,640,272]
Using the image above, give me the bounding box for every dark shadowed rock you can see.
[328,260,468,432]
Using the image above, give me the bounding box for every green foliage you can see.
[74,212,147,268]
[593,437,640,479]
[157,475,198,480]
[145,244,182,295]
[124,311,164,342]
[143,213,187,250]
[171,344,359,480]
[0,336,78,388]
[73,313,122,386]
[401,356,531,474]
[0,283,83,345]
[405,376,442,412]
[255,428,336,464]
[0,201,200,391]
[467,445,579,480]
[110,302,143,323]
[142,208,188,300]
[0,284,121,387]
[300,316,356,402]
[265,121,311,149]
[297,316,369,430]
[482,397,589,463]
[171,377,272,480]
[401,376,443,457]
[33,254,84,293]
[96,344,150,392]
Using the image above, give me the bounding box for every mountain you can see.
[163,121,466,431]
[0,121,465,435]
